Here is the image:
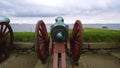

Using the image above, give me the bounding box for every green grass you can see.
[14,28,120,42]
[14,32,35,42]
[83,28,120,42]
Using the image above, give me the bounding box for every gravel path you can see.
[0,52,38,68]
[81,52,120,68]
[0,51,120,68]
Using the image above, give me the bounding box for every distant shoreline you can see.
[11,24,120,32]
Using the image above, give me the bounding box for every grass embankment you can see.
[14,28,120,42]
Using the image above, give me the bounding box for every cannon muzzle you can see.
[50,17,68,42]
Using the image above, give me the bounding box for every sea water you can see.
[8,17,120,32]
[11,24,120,32]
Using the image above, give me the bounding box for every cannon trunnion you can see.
[35,17,83,68]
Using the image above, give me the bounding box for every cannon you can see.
[0,18,14,62]
[35,17,83,68]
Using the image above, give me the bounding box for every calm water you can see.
[11,24,120,32]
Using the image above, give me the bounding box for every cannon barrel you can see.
[0,18,10,23]
[35,17,83,67]
[50,17,68,42]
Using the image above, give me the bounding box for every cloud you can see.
[0,0,120,17]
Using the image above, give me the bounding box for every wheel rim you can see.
[35,20,49,62]
[70,20,83,62]
[0,22,14,62]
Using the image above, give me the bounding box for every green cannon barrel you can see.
[50,17,68,42]
[0,18,10,23]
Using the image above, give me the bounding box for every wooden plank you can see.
[53,53,58,68]
[61,52,66,68]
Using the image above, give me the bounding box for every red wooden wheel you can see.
[0,22,14,62]
[35,20,49,63]
[70,20,83,63]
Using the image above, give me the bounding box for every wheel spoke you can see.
[40,45,45,53]
[74,40,80,45]
[38,40,44,44]
[40,45,46,59]
[0,22,13,63]
[2,26,7,35]
[0,24,3,34]
[70,20,83,62]
[38,32,42,38]
[4,31,10,37]
[35,20,49,62]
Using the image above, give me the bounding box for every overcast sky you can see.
[0,0,120,24]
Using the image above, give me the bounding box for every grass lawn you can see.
[14,32,35,42]
[14,28,120,42]
[83,28,120,42]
